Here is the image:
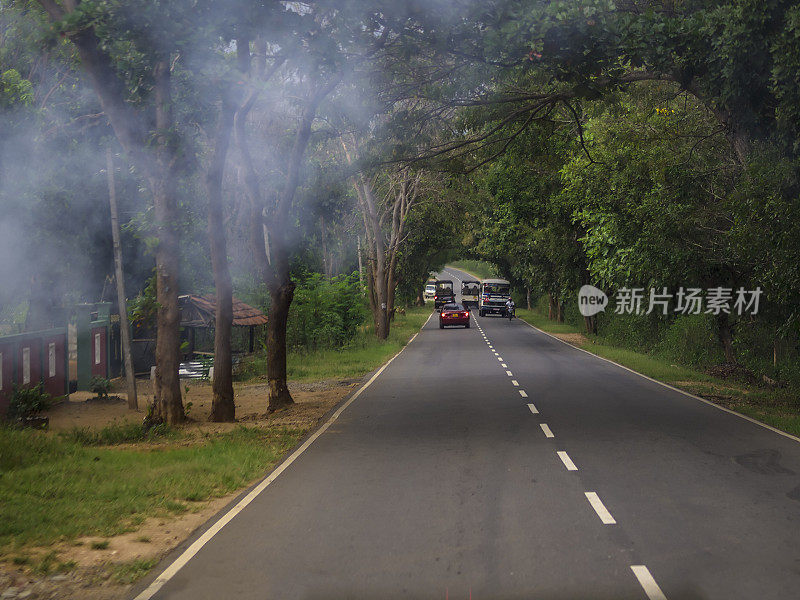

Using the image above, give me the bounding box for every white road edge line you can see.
[133,318,430,600]
[630,565,668,600]
[511,380,519,386]
[540,423,554,438]
[557,450,578,471]
[527,403,539,414]
[585,492,616,524]
[518,390,528,398]
[518,317,800,445]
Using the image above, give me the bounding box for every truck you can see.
[478,278,511,317]
[434,280,455,309]
[461,280,480,309]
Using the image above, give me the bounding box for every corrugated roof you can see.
[179,295,267,327]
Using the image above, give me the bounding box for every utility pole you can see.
[357,235,363,288]
[106,148,138,410]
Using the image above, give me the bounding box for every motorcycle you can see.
[506,305,515,320]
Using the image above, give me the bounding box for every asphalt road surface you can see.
[135,266,800,600]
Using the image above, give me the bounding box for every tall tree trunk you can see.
[526,287,532,311]
[206,94,237,422]
[150,58,184,425]
[266,276,295,411]
[548,293,556,320]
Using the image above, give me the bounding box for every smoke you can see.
[0,0,481,331]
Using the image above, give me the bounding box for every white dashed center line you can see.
[557,451,578,471]
[527,403,539,414]
[540,423,554,438]
[584,492,616,524]
[511,380,519,386]
[518,390,527,398]
[497,357,503,362]
[630,566,668,600]
[505,370,513,376]
[501,363,507,368]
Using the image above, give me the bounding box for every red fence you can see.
[0,328,68,418]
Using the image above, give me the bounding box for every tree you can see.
[33,0,208,424]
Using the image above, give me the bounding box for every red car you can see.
[439,303,471,329]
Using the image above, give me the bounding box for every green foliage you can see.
[7,385,52,423]
[655,315,725,368]
[128,273,159,333]
[89,376,112,400]
[0,69,33,108]
[286,272,366,351]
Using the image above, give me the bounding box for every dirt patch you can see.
[2,377,361,599]
[705,362,760,385]
[44,377,360,434]
[551,332,589,346]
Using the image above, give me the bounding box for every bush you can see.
[596,311,662,351]
[89,376,112,399]
[286,272,366,351]
[655,314,724,368]
[7,384,52,422]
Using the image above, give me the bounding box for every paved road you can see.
[136,266,800,600]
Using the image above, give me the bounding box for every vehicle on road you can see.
[439,303,470,328]
[423,282,436,301]
[434,280,455,309]
[479,278,511,317]
[461,280,480,309]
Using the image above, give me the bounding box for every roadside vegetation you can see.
[516,306,800,439]
[0,426,303,550]
[238,305,432,382]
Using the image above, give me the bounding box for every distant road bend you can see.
[134,266,800,600]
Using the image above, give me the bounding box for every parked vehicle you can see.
[434,280,455,309]
[479,278,511,317]
[439,303,470,329]
[423,282,436,301]
[461,280,480,309]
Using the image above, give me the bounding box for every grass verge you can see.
[0,425,304,551]
[515,308,800,438]
[238,306,431,382]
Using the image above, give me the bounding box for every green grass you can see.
[514,308,585,335]
[515,308,800,438]
[0,425,304,550]
[446,260,498,280]
[111,557,159,584]
[59,421,178,446]
[239,306,432,382]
